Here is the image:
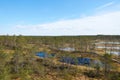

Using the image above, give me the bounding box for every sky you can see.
[0,0,120,36]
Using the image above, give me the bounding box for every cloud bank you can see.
[13,11,120,36]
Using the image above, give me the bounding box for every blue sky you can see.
[0,0,120,35]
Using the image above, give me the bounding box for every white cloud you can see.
[13,11,120,36]
[96,1,115,10]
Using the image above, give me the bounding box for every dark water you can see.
[60,57,91,65]
[36,52,103,67]
[60,57,104,67]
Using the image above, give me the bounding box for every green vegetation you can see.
[0,35,120,80]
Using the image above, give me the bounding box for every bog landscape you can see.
[0,0,120,80]
[0,35,120,80]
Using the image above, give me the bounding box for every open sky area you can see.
[0,0,120,36]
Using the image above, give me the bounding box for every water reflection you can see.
[59,47,75,51]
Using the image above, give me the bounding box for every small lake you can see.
[36,52,55,58]
[60,57,103,67]
[96,46,120,55]
[106,51,120,55]
[59,47,75,51]
[96,41,120,44]
[96,46,120,50]
[60,57,91,65]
